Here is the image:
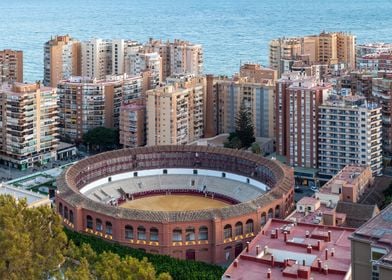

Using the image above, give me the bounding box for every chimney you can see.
[246,241,250,253]
[267,268,272,279]
[307,244,312,254]
[256,245,260,255]
[271,255,275,268]
[317,240,321,251]
[325,249,329,260]
[318,259,322,272]
[264,246,269,255]
[275,228,279,239]
[284,231,288,242]
[233,260,238,268]
[331,248,335,257]
[324,264,329,275]
[305,230,310,238]
[328,231,331,242]
[302,259,306,266]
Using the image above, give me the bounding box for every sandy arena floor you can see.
[120,194,230,211]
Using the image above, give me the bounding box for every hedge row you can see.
[65,229,225,280]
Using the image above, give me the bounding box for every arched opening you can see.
[150,227,159,241]
[172,228,182,242]
[105,221,112,235]
[235,243,243,257]
[261,212,267,226]
[186,249,196,260]
[86,215,93,229]
[245,219,254,234]
[275,205,280,218]
[64,206,68,220]
[186,227,195,241]
[59,203,63,216]
[125,225,133,240]
[224,224,232,239]
[137,226,146,240]
[267,208,274,220]
[235,222,243,236]
[69,210,74,224]
[96,218,103,231]
[198,226,208,240]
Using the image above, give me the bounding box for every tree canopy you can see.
[0,195,171,280]
[224,102,255,149]
[82,127,119,152]
[0,195,67,279]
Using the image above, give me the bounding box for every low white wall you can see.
[80,168,268,194]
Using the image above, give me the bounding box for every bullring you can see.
[56,145,294,264]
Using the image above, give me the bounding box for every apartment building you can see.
[357,53,392,71]
[57,74,143,143]
[119,98,145,148]
[146,75,205,145]
[81,38,113,80]
[270,32,356,77]
[0,49,23,83]
[43,35,81,87]
[126,51,162,89]
[212,76,275,139]
[0,83,58,170]
[145,38,203,80]
[372,73,392,155]
[356,42,392,58]
[318,95,382,176]
[275,72,332,168]
[350,203,392,280]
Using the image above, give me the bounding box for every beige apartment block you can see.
[269,32,355,77]
[145,38,203,80]
[0,83,58,170]
[43,35,81,87]
[146,75,205,145]
[57,74,143,143]
[126,51,162,89]
[0,49,23,83]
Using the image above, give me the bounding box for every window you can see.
[172,228,182,242]
[186,227,195,241]
[64,206,69,219]
[86,215,93,229]
[245,219,254,234]
[267,208,273,219]
[198,226,208,240]
[59,203,63,216]
[224,224,232,239]
[133,172,138,177]
[69,210,74,224]
[125,225,133,239]
[222,172,226,178]
[137,226,146,240]
[163,169,168,174]
[106,222,112,235]
[96,219,103,231]
[150,228,159,241]
[261,213,267,226]
[193,169,198,175]
[235,222,243,236]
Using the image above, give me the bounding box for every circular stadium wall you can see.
[56,146,294,264]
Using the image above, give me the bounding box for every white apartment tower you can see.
[81,39,112,79]
[318,95,382,177]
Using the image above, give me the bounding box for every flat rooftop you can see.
[0,184,49,206]
[223,219,354,280]
[319,165,369,195]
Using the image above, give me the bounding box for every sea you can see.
[1,0,392,82]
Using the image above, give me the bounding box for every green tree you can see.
[235,101,255,148]
[251,143,262,155]
[83,127,119,152]
[0,195,67,280]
